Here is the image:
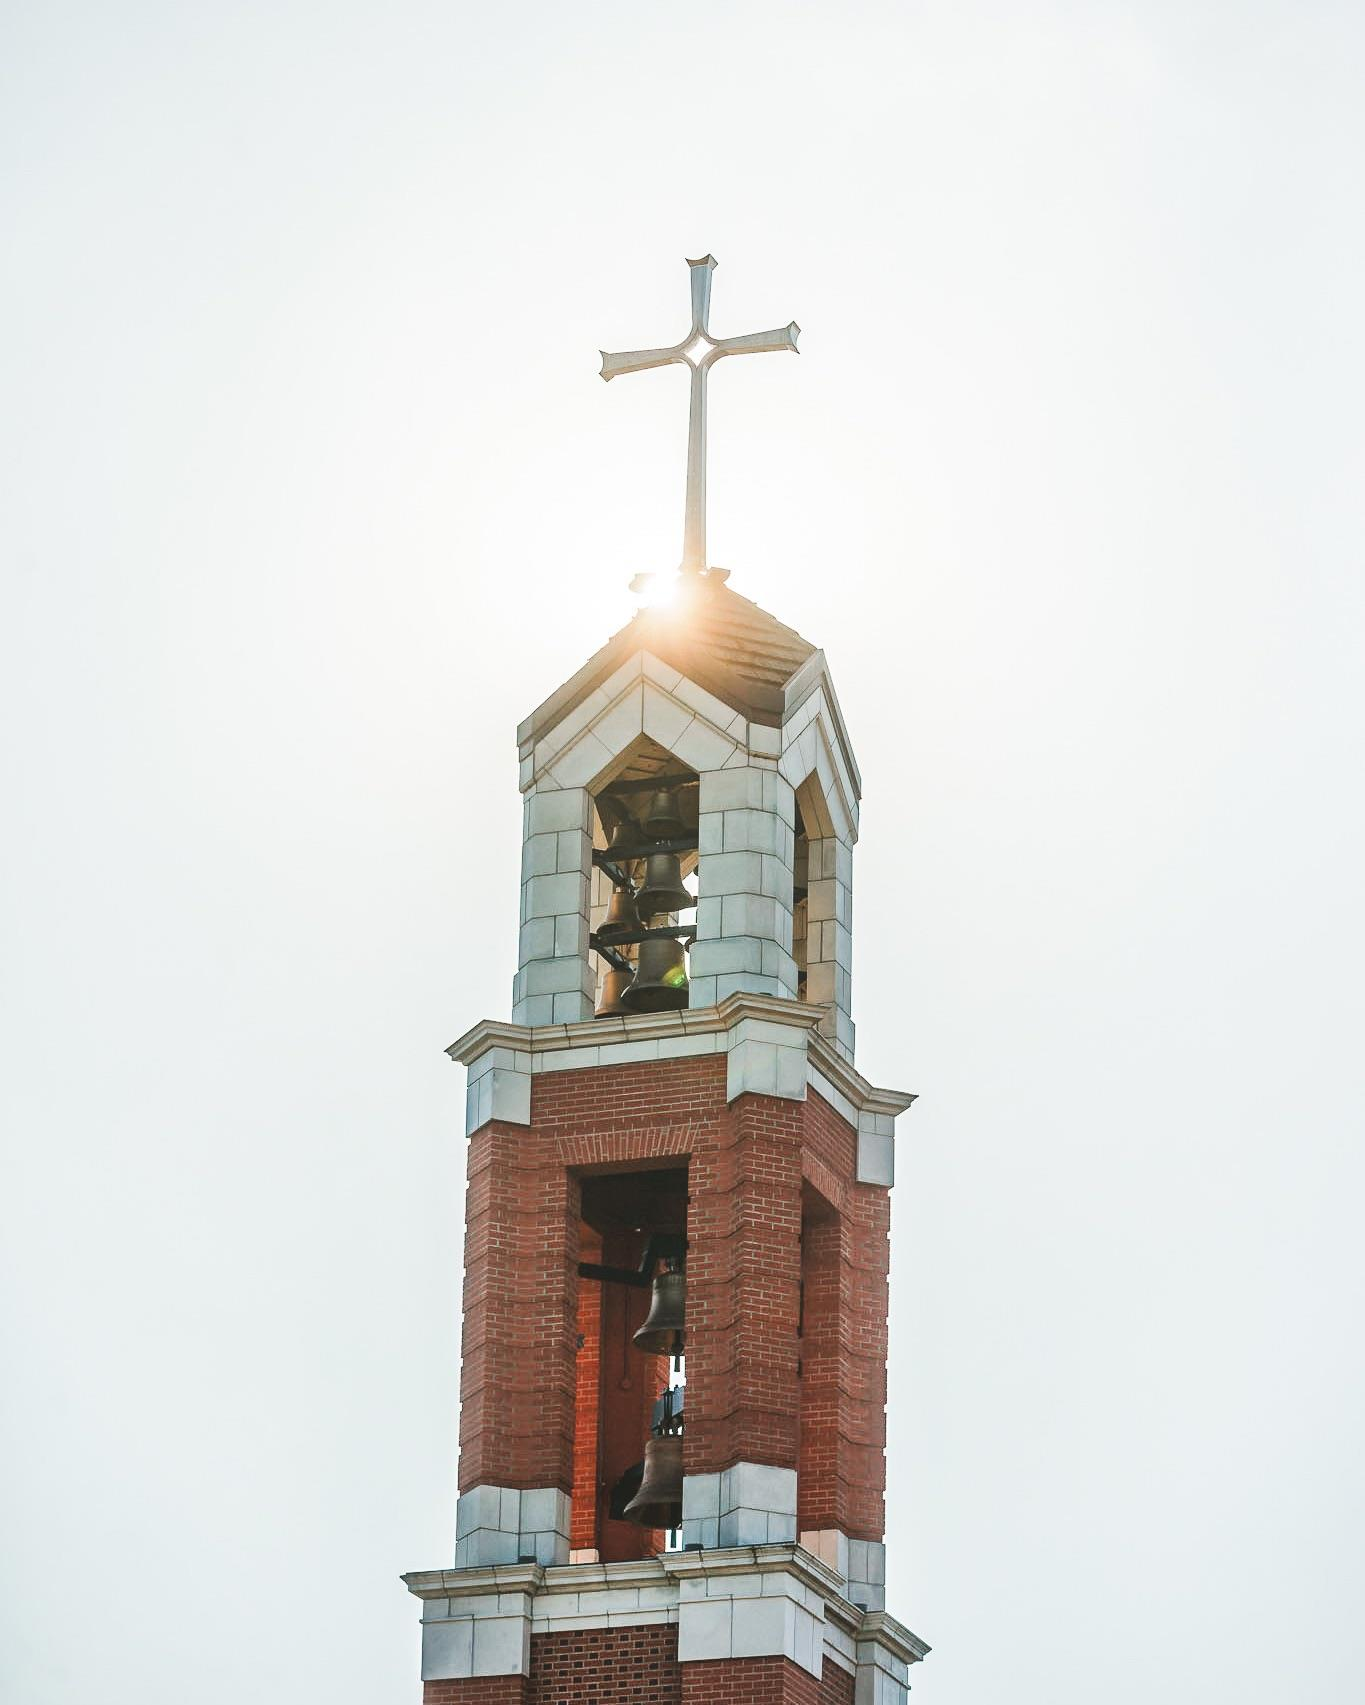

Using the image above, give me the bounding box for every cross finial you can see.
[600,255,799,577]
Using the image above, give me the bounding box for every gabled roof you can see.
[518,577,820,746]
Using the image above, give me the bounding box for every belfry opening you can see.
[572,1165,689,1563]
[589,740,700,1019]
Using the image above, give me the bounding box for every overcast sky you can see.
[4,3,1364,1702]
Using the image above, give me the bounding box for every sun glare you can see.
[635,571,682,610]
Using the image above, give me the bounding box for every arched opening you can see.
[588,736,700,1018]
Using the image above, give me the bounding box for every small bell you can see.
[621,936,688,1012]
[595,966,635,1018]
[598,886,641,941]
[643,788,686,841]
[633,1265,685,1355]
[607,819,649,860]
[621,1434,684,1529]
[636,852,691,918]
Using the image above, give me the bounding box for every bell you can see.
[643,788,686,841]
[636,851,691,918]
[621,1434,684,1529]
[633,1265,685,1355]
[598,885,641,941]
[595,966,635,1018]
[620,935,688,1012]
[607,819,649,859]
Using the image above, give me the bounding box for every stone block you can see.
[421,1617,474,1681]
[526,789,590,835]
[643,682,694,751]
[704,849,764,896]
[856,1130,894,1187]
[524,871,585,920]
[729,1594,791,1658]
[699,767,765,813]
[675,716,736,772]
[677,1596,733,1662]
[471,1614,529,1676]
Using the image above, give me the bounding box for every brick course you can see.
[531,1624,681,1704]
[680,1656,819,1705]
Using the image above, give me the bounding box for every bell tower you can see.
[403,257,929,1705]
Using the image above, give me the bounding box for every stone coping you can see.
[401,1541,928,1664]
[446,993,915,1121]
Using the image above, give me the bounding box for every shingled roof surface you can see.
[678,581,817,693]
[519,575,822,747]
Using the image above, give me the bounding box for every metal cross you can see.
[600,255,799,576]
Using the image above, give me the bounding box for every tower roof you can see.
[518,577,828,748]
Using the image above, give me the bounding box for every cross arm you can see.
[600,345,685,382]
[710,321,800,360]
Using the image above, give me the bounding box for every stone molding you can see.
[449,994,914,1184]
[403,1542,928,1692]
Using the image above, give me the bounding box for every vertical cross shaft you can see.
[600,255,799,575]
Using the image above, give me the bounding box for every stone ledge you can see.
[448,995,916,1159]
[402,1543,928,1688]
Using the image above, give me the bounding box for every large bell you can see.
[620,935,688,1012]
[636,851,691,918]
[598,885,641,941]
[642,788,687,840]
[595,966,635,1018]
[633,1265,685,1355]
[621,1434,684,1529]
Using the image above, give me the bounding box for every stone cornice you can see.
[660,1539,845,1601]
[402,1560,544,1600]
[446,992,822,1066]
[859,1609,932,1666]
[446,993,916,1121]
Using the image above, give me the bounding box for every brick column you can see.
[682,1091,803,1546]
[456,1120,578,1564]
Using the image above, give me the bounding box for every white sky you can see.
[3,3,1364,1702]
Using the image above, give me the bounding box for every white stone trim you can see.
[448,996,915,1158]
[453,1485,571,1569]
[798,1530,887,1612]
[403,1545,927,1689]
[680,1462,798,1550]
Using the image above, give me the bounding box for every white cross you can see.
[600,255,799,576]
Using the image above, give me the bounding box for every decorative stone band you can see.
[402,1542,929,1696]
[448,993,914,1188]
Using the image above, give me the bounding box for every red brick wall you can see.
[530,1624,681,1704]
[686,1092,805,1474]
[680,1656,819,1705]
[423,1679,527,1704]
[458,1056,891,1538]
[421,1646,852,1705]
[458,1122,580,1493]
[818,1663,855,1705]
[799,1091,891,1540]
[570,1226,602,1550]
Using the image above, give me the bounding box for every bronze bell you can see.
[636,851,691,918]
[634,1265,685,1355]
[595,966,635,1018]
[607,819,648,859]
[643,788,686,840]
[622,1434,683,1529]
[598,885,641,941]
[620,935,688,1012]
